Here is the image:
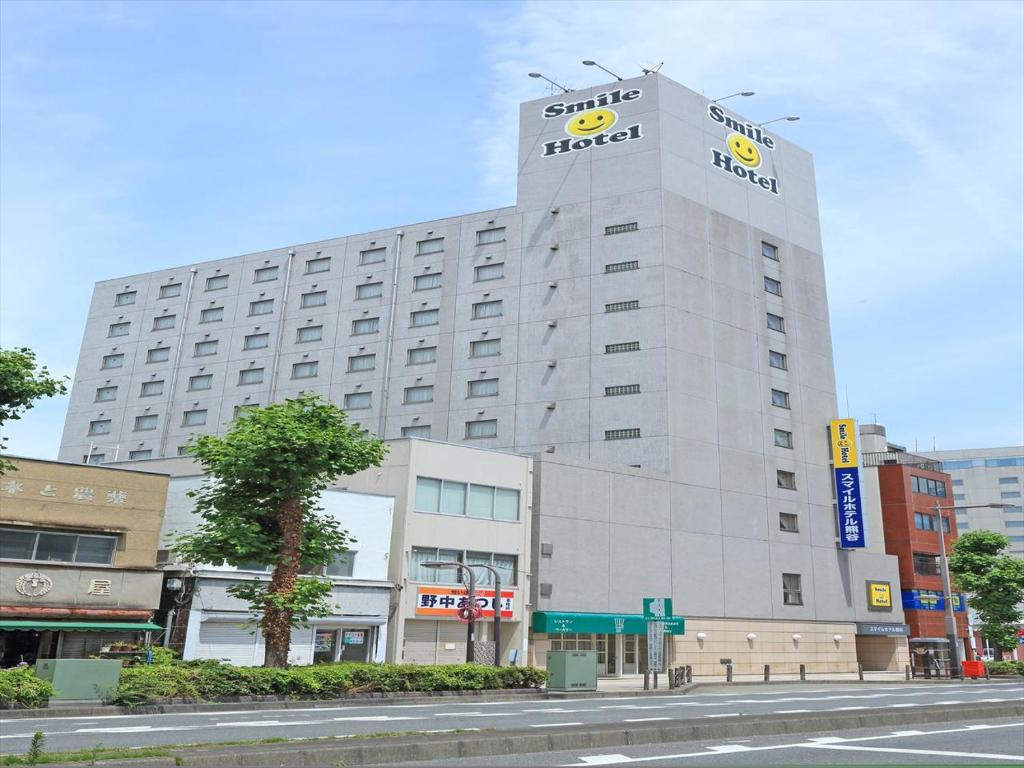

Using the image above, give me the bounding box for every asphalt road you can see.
[0,680,1021,754]
[398,716,1024,766]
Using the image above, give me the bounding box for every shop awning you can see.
[532,611,685,635]
[0,621,162,632]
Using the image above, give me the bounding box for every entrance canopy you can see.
[532,611,685,635]
[0,621,161,632]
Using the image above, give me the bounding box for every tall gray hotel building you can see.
[60,74,908,672]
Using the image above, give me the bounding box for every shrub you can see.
[0,668,56,709]
[985,660,1024,676]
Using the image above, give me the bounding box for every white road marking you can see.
[703,713,740,718]
[330,715,425,722]
[522,708,593,713]
[624,717,671,723]
[773,709,810,714]
[706,744,753,752]
[453,712,517,718]
[579,756,632,765]
[807,736,848,743]
[217,720,326,727]
[890,730,925,736]
[422,727,480,733]
[531,722,585,728]
[800,743,1023,760]
[828,706,868,711]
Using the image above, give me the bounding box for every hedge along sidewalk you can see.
[24,701,1024,768]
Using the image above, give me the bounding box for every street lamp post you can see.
[932,501,1011,677]
[421,561,477,663]
[466,564,502,667]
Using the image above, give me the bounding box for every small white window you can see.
[182,409,207,427]
[292,361,319,379]
[476,227,506,245]
[254,266,279,283]
[466,419,497,439]
[134,414,158,431]
[88,419,111,436]
[408,346,437,365]
[410,309,439,327]
[108,321,130,338]
[146,347,170,364]
[206,275,229,291]
[200,307,224,323]
[194,340,218,357]
[101,353,124,369]
[777,470,797,490]
[474,263,504,282]
[243,333,269,351]
[344,391,372,410]
[353,317,380,334]
[472,300,502,319]
[233,404,258,418]
[469,338,501,358]
[779,512,799,532]
[767,313,785,332]
[188,374,213,391]
[238,367,264,385]
[305,257,331,274]
[764,276,783,296]
[468,378,499,398]
[129,449,153,460]
[762,241,779,261]
[94,385,117,402]
[769,350,788,370]
[783,573,802,605]
[404,385,434,403]
[249,299,274,316]
[114,290,136,306]
[356,282,383,300]
[771,388,790,408]
[159,283,182,299]
[413,273,442,291]
[153,314,176,330]
[301,290,327,308]
[140,380,164,397]
[359,247,386,265]
[297,325,323,343]
[416,237,444,255]
[774,429,793,449]
[348,353,376,372]
[402,425,431,438]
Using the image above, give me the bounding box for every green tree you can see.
[0,347,68,473]
[173,394,386,667]
[949,530,1024,654]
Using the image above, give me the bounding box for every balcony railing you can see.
[862,451,943,472]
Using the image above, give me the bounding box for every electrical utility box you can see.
[546,650,598,691]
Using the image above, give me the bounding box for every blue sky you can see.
[1,0,1022,458]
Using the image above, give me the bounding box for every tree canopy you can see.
[0,347,68,472]
[949,530,1024,652]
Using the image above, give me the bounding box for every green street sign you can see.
[642,597,672,621]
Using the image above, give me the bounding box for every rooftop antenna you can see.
[640,61,663,75]
[528,72,572,94]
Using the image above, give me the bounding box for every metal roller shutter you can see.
[197,621,261,666]
[402,620,438,664]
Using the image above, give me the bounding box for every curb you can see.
[40,700,1024,767]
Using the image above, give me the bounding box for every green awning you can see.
[0,621,162,632]
[532,611,685,635]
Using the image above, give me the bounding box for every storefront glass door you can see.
[313,629,338,663]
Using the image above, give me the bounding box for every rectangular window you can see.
[404,385,434,404]
[344,391,372,410]
[402,425,431,438]
[194,339,218,357]
[297,325,323,343]
[777,470,797,490]
[359,247,386,265]
[94,385,117,402]
[604,384,641,397]
[233,404,258,418]
[472,299,503,319]
[254,266,278,282]
[476,227,506,245]
[101,353,124,369]
[134,414,158,431]
[153,314,176,331]
[407,346,437,365]
[605,300,640,313]
[774,429,794,449]
[188,374,213,391]
[238,367,264,385]
[85,453,104,465]
[200,307,224,323]
[140,380,164,397]
[353,317,380,335]
[605,428,641,440]
[146,347,170,364]
[605,260,640,273]
[605,222,638,235]
[114,290,136,306]
[771,388,791,408]
[1006,520,1024,528]
[414,477,519,522]
[108,321,130,337]
[356,282,383,300]
[413,273,442,291]
[466,419,497,439]
[474,263,504,282]
[767,313,785,332]
[410,309,439,327]
[182,409,207,427]
[762,241,779,261]
[305,257,331,274]
[782,573,802,605]
[176,445,190,456]
[764,276,783,296]
[324,551,356,577]
[913,553,939,576]
[0,528,117,566]
[779,512,799,532]
[914,512,937,531]
[301,290,327,308]
[249,299,274,316]
[999,476,1019,484]
[348,353,376,372]
[409,546,463,584]
[468,378,499,398]
[911,475,948,498]
[243,333,269,350]
[1002,491,1022,499]
[469,338,501,358]
[769,350,788,370]
[128,449,152,460]
[952,478,964,486]
[88,419,111,436]
[291,361,318,379]
[605,341,640,354]
[205,275,228,291]
[159,283,182,299]
[416,237,444,255]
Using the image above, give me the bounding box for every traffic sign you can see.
[642,597,672,620]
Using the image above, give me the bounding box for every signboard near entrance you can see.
[647,620,665,672]
[643,597,672,620]
[415,587,513,618]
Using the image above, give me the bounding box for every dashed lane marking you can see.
[531,722,585,728]
[624,717,672,723]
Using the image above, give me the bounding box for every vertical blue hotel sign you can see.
[831,418,867,548]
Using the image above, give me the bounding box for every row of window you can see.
[410,546,516,586]
[413,477,520,521]
[1,527,118,566]
[911,475,948,498]
[913,512,951,533]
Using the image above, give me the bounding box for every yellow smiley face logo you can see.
[566,108,618,136]
[726,132,761,168]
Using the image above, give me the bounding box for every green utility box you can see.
[35,659,123,702]
[546,650,598,691]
